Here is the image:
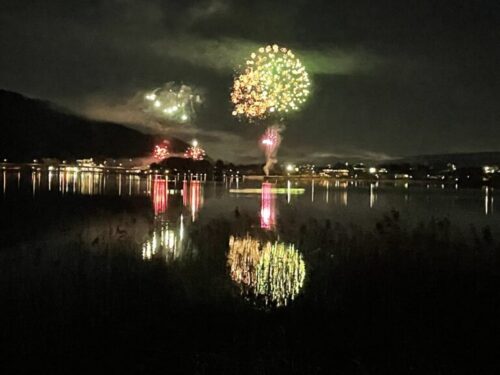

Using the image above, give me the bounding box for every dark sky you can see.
[1,0,499,163]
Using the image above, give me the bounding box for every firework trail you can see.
[260,125,284,176]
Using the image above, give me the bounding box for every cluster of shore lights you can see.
[228,235,306,307]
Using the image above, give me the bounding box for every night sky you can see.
[1,0,499,163]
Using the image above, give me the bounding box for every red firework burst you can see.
[153,140,170,160]
[184,140,205,160]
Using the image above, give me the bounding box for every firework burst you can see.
[153,140,170,160]
[144,82,203,124]
[184,139,206,160]
[231,44,310,119]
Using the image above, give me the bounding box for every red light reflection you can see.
[260,182,276,230]
[152,178,168,215]
[183,180,203,221]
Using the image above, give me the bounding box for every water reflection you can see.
[80,172,102,195]
[228,235,261,287]
[183,180,203,221]
[142,215,185,261]
[48,171,53,191]
[369,182,377,208]
[0,171,498,224]
[228,235,306,307]
[484,186,494,215]
[256,242,306,307]
[260,182,276,230]
[32,171,42,196]
[153,178,168,215]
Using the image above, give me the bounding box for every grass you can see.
[1,196,500,374]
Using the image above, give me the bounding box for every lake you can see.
[1,169,497,230]
[1,170,499,373]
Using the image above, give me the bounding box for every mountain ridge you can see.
[0,89,189,161]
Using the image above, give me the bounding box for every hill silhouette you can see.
[0,90,189,161]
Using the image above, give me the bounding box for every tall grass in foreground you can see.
[1,208,500,374]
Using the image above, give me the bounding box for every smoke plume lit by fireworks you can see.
[261,125,283,176]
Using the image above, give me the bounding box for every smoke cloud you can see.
[262,124,285,176]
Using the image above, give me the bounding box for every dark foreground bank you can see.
[1,197,499,374]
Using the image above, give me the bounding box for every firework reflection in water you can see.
[183,180,203,221]
[152,178,168,215]
[255,242,306,307]
[228,235,261,289]
[260,182,276,230]
[228,235,306,307]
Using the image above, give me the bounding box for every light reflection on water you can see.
[153,178,168,215]
[143,178,202,261]
[1,171,499,222]
[1,170,500,308]
[228,235,306,308]
[1,171,498,220]
[260,182,276,230]
[183,180,203,222]
[142,215,185,261]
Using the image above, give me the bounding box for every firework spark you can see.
[184,139,206,160]
[143,82,203,124]
[153,140,170,160]
[231,44,310,119]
